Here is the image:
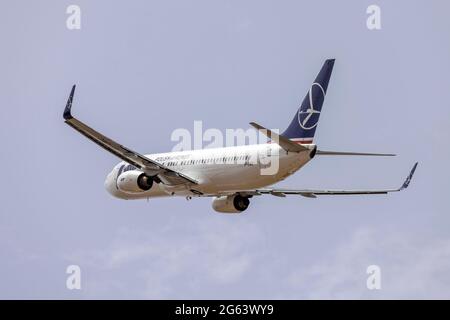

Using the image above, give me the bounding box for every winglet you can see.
[399,162,418,191]
[63,85,76,120]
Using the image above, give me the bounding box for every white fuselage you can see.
[104,143,315,199]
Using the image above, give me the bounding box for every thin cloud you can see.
[287,226,450,299]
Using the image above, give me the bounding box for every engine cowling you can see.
[212,195,250,213]
[117,171,153,193]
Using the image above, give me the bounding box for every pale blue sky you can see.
[1,0,449,299]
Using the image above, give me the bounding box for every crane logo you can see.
[297,82,325,130]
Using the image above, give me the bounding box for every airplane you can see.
[63,59,418,213]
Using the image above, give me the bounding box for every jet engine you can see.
[212,195,250,213]
[117,171,153,193]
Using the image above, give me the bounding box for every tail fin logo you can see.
[297,82,325,130]
[282,59,334,140]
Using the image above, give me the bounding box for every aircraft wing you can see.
[233,162,418,198]
[63,85,198,186]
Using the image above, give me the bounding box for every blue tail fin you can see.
[282,59,335,143]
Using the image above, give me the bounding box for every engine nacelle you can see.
[212,195,250,213]
[117,171,153,194]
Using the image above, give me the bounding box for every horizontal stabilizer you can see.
[250,122,310,153]
[316,150,396,156]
